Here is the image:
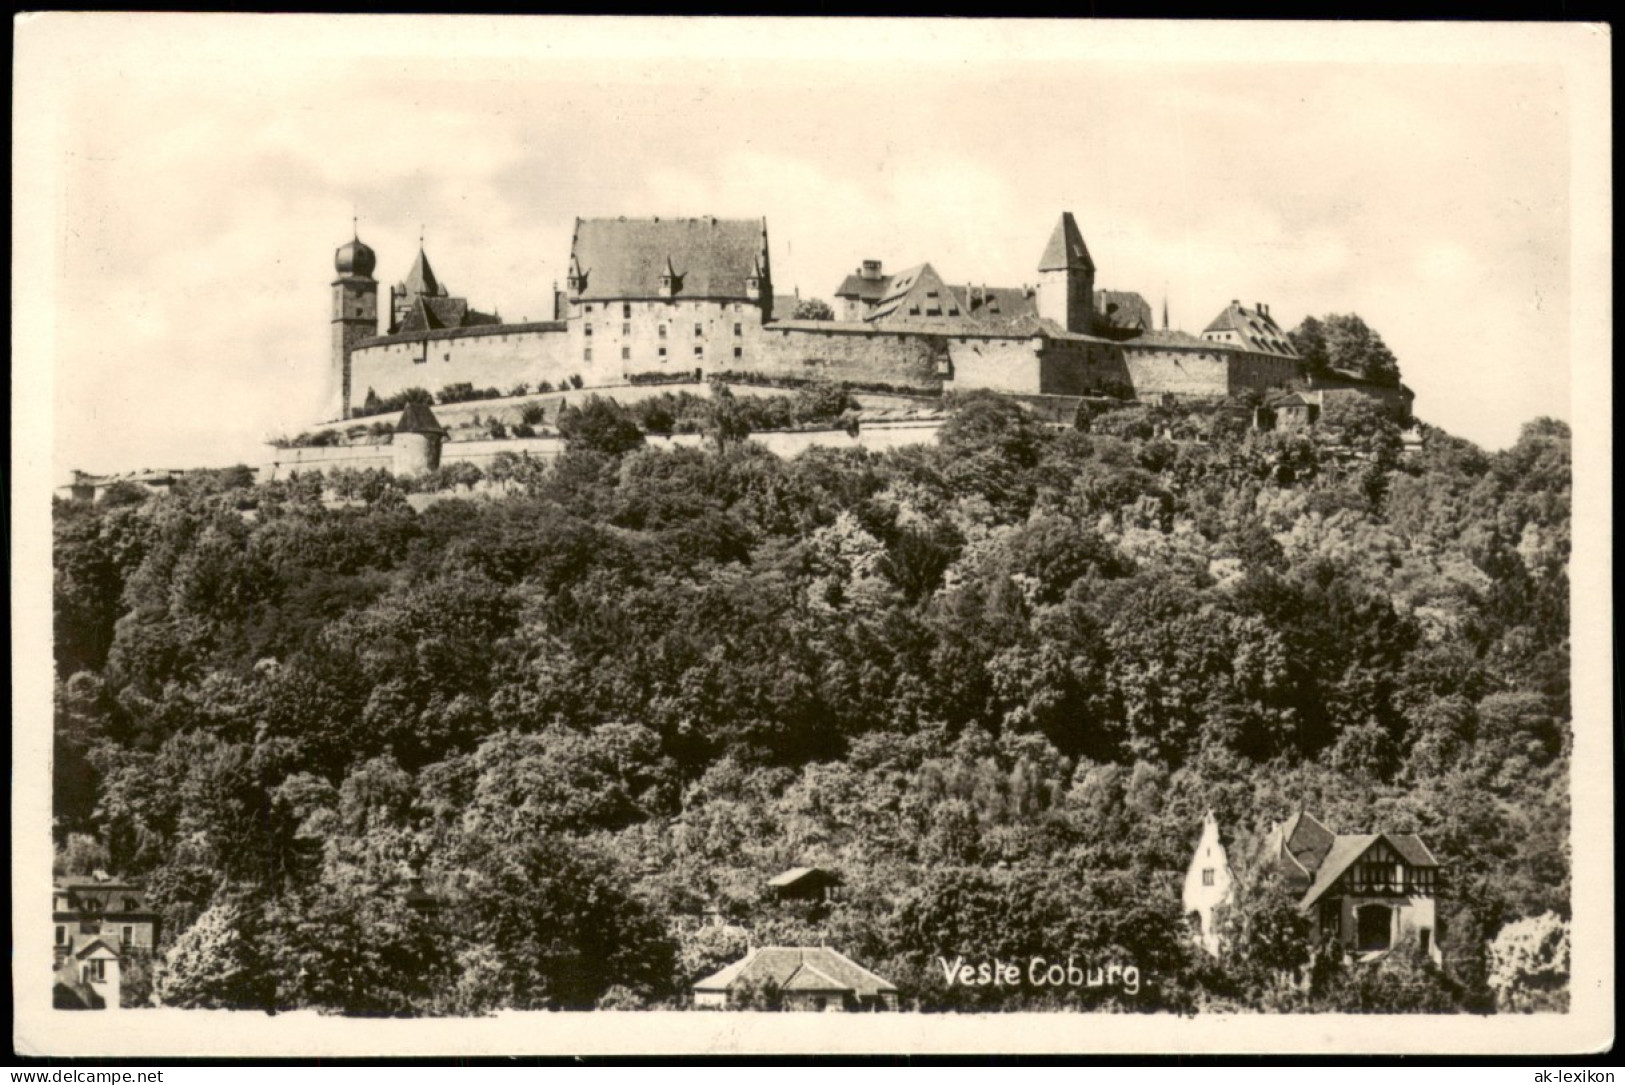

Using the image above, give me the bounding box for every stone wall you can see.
[1122,346,1236,399]
[347,323,570,416]
[946,337,1041,393]
[568,297,768,383]
[1226,352,1302,395]
[263,418,950,483]
[752,322,947,388]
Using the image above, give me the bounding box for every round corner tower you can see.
[392,402,447,476]
[333,233,379,420]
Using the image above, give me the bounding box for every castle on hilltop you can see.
[330,212,1410,427]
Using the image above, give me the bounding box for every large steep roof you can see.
[395,402,447,436]
[1038,212,1095,272]
[570,217,768,301]
[402,248,446,298]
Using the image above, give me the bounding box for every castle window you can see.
[621,347,631,361]
[585,324,593,337]
[659,324,667,338]
[444,353,451,362]
[948,308,959,316]
[694,346,704,358]
[733,347,743,359]
[694,323,703,337]
[55,925,65,946]
[909,306,920,316]
[733,323,742,336]
[121,926,134,948]
[584,348,593,362]
[1202,869,1215,887]
[623,304,632,319]
[585,304,593,313]
[658,347,667,359]
[622,323,631,336]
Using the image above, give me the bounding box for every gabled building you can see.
[1201,300,1299,361]
[53,873,160,1011]
[389,247,501,335]
[54,875,160,959]
[1181,811,1234,957]
[565,216,772,380]
[1261,811,1444,964]
[767,866,842,905]
[693,946,899,1011]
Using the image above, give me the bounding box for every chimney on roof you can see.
[861,259,882,280]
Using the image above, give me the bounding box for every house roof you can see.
[395,402,447,436]
[393,294,502,335]
[834,273,890,301]
[1131,329,1221,351]
[402,248,446,298]
[692,947,897,996]
[74,938,120,960]
[570,217,768,301]
[1201,302,1298,358]
[1270,816,1442,908]
[1095,290,1154,330]
[1038,212,1094,272]
[767,866,838,888]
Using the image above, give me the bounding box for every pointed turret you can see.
[395,401,447,435]
[403,248,445,299]
[1037,212,1094,273]
[1035,212,1096,333]
[392,401,447,477]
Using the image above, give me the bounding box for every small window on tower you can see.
[622,323,631,336]
[621,347,631,361]
[694,323,703,337]
[694,346,704,358]
[585,324,593,336]
[658,347,667,359]
[584,348,593,362]
[623,303,632,319]
[1202,869,1215,887]
[733,323,742,337]
[733,346,743,359]
[658,324,667,338]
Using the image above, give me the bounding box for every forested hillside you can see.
[51,390,1572,1014]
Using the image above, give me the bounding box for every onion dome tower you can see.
[332,226,379,419]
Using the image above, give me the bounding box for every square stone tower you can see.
[1036,212,1095,334]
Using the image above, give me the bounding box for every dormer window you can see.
[659,256,684,298]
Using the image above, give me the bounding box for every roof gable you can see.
[1201,302,1299,358]
[692,947,896,996]
[403,249,445,298]
[395,402,447,435]
[1038,212,1094,272]
[570,217,768,301]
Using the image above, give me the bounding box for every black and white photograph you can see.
[12,14,1611,1058]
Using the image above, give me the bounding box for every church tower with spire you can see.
[1036,212,1095,334]
[332,227,378,420]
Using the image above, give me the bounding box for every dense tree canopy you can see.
[1289,314,1404,388]
[51,392,1569,1014]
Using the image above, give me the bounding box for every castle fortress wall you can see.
[753,321,948,387]
[567,297,768,381]
[348,322,570,410]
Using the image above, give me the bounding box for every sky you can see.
[15,16,1601,478]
